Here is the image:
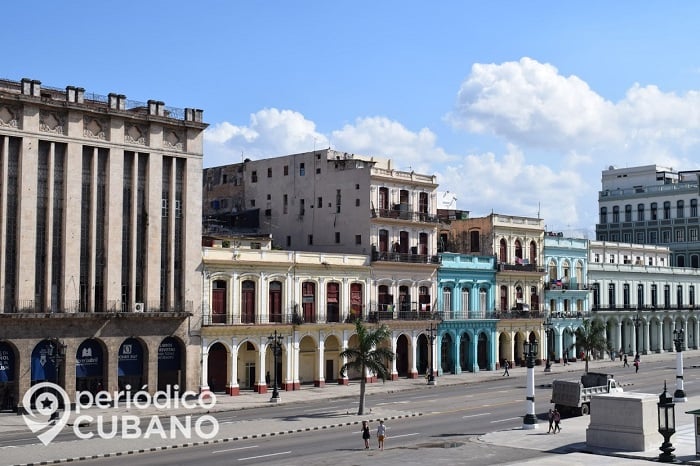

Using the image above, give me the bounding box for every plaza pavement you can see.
[1,351,700,465]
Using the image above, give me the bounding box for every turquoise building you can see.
[435,253,498,373]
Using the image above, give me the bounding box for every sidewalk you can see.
[1,351,698,465]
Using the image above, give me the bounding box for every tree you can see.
[339,320,395,415]
[574,318,608,374]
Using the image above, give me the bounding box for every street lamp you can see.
[543,315,553,372]
[672,327,687,402]
[522,338,538,429]
[426,322,437,385]
[632,313,642,355]
[657,381,676,463]
[267,330,284,403]
[47,339,66,421]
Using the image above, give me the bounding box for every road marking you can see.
[463,413,490,418]
[390,433,420,439]
[238,451,292,461]
[213,445,258,454]
[490,417,520,423]
[410,395,434,400]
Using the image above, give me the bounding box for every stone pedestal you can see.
[586,392,660,451]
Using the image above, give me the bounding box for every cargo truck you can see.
[550,372,622,416]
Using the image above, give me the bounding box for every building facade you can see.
[0,78,206,411]
[595,164,700,268]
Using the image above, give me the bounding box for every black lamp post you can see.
[522,339,538,429]
[672,327,687,402]
[267,330,284,403]
[47,339,66,421]
[632,313,642,355]
[543,315,553,372]
[657,381,676,463]
[426,322,437,385]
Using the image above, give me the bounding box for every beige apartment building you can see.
[0,78,206,411]
[203,149,440,323]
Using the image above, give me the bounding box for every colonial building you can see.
[595,164,700,267]
[588,240,699,355]
[199,234,440,396]
[0,78,206,411]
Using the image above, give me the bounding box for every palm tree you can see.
[574,318,608,374]
[339,320,395,415]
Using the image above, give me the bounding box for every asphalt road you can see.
[64,354,699,466]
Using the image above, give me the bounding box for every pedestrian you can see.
[361,420,371,449]
[563,349,568,365]
[634,353,640,373]
[376,420,386,450]
[548,408,555,434]
[502,359,510,376]
[619,348,623,361]
[623,354,629,368]
[553,409,561,433]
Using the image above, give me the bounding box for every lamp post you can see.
[522,339,538,429]
[426,322,437,385]
[657,381,676,463]
[47,339,66,421]
[632,313,642,355]
[267,330,284,403]
[672,327,687,402]
[543,315,553,372]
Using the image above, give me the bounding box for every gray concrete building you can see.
[0,78,206,411]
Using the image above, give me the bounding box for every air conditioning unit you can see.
[133,302,144,313]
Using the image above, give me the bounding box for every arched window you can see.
[663,201,671,219]
[269,280,282,323]
[514,240,523,262]
[302,281,316,323]
[500,285,508,311]
[600,207,607,224]
[499,239,507,263]
[638,203,645,221]
[326,282,340,322]
[442,287,452,313]
[241,280,256,324]
[677,200,685,218]
[625,204,632,222]
[612,206,620,223]
[529,240,537,265]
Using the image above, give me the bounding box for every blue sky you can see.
[6,2,700,236]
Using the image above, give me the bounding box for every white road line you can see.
[410,395,434,400]
[213,445,258,454]
[463,413,490,418]
[390,432,421,439]
[238,451,292,461]
[490,417,520,423]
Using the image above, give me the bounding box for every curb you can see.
[10,412,422,466]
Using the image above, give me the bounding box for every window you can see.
[335,232,340,243]
[608,284,616,307]
[625,204,632,222]
[283,194,288,214]
[677,285,683,308]
[637,284,645,308]
[251,170,258,183]
[662,230,670,242]
[594,253,600,263]
[623,284,630,307]
[636,232,645,243]
[651,203,657,220]
[691,228,698,241]
[676,229,685,242]
[174,199,182,218]
[284,165,289,176]
[691,285,696,306]
[612,206,620,223]
[649,231,657,243]
[162,198,168,217]
[609,254,615,263]
[355,184,360,189]
[299,199,305,216]
[355,234,361,245]
[600,207,607,224]
[251,242,261,249]
[355,198,360,207]
[692,199,698,217]
[317,197,323,208]
[267,167,272,178]
[651,284,658,307]
[266,194,271,200]
[336,189,341,213]
[308,234,313,245]
[470,231,480,252]
[677,200,684,218]
[623,233,631,243]
[286,235,291,247]
[299,163,305,176]
[663,201,671,219]
[664,285,670,307]
[316,167,321,174]
[638,204,645,221]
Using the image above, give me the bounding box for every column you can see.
[616,321,623,355]
[200,341,210,394]
[390,332,399,380]
[643,321,650,354]
[314,339,325,387]
[228,338,240,395]
[410,333,419,378]
[657,322,664,353]
[255,341,268,394]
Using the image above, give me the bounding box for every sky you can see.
[5,1,700,237]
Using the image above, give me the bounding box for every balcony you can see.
[372,251,441,264]
[498,263,545,273]
[0,300,193,316]
[371,207,438,223]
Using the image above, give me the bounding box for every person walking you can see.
[361,420,371,449]
[553,409,562,433]
[623,354,629,367]
[376,420,386,450]
[547,409,555,434]
[502,359,510,376]
[563,349,568,365]
[634,353,640,373]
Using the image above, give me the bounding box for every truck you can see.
[550,372,623,416]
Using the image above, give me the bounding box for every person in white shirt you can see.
[376,420,386,450]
